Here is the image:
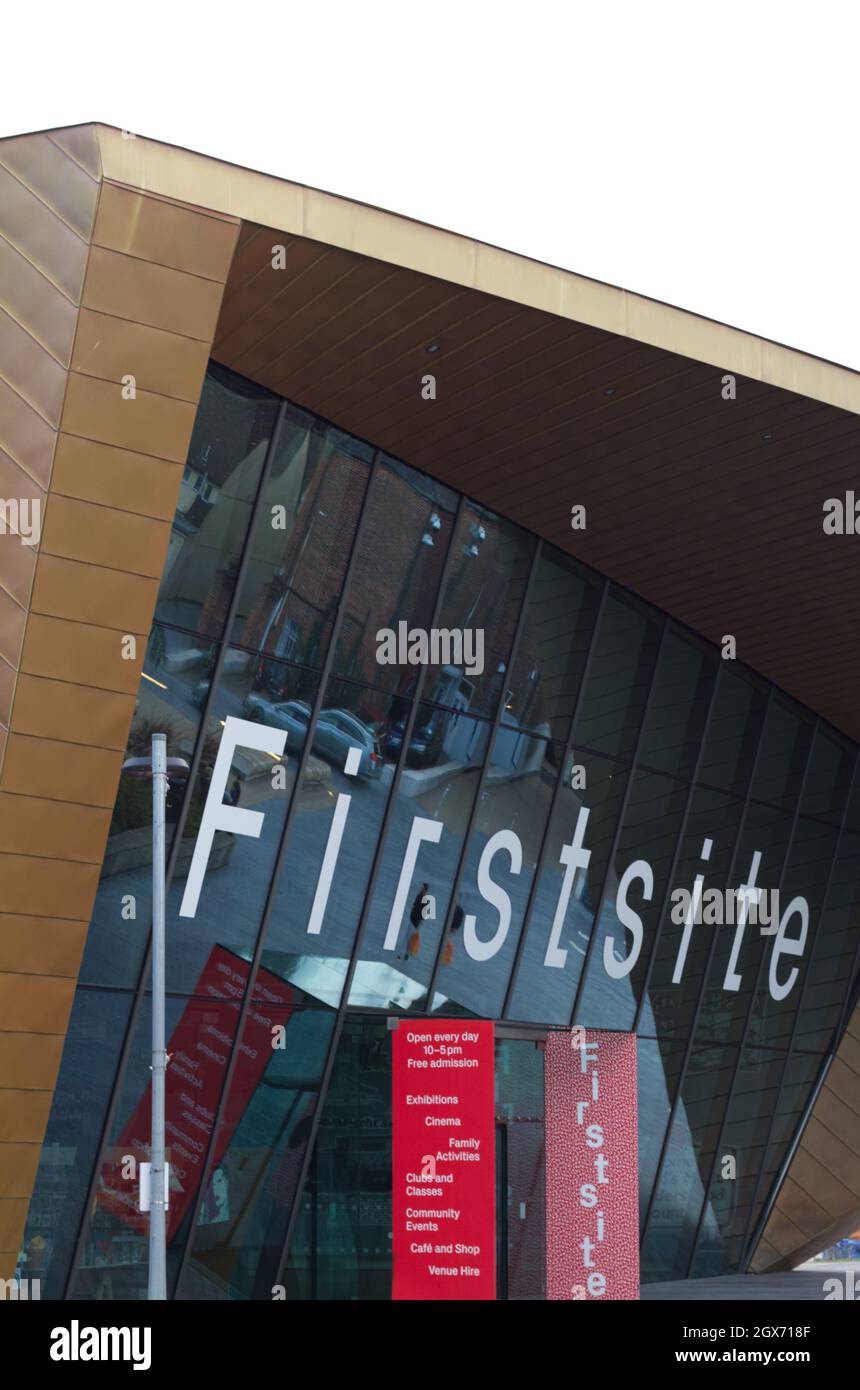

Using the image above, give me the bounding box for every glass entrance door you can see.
[495,1034,546,1299]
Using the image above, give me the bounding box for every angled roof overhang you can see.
[94,123,860,744]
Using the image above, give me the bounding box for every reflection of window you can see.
[275,617,300,662]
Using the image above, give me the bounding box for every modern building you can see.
[1,121,859,1299]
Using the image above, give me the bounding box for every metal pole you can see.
[149,732,168,1300]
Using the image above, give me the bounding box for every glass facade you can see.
[19,362,860,1299]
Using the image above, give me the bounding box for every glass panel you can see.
[507,751,628,1025]
[577,769,688,1032]
[641,787,745,1042]
[155,363,278,638]
[501,549,603,742]
[79,624,218,989]
[16,990,132,1298]
[637,628,716,780]
[637,1039,685,1228]
[69,989,244,1299]
[496,1038,545,1300]
[177,1000,335,1300]
[279,1016,392,1300]
[749,699,814,811]
[747,816,839,1051]
[163,651,319,995]
[347,704,490,1010]
[429,731,557,1020]
[746,1051,821,1243]
[233,410,372,669]
[260,677,401,1008]
[423,504,536,721]
[696,668,768,798]
[331,456,458,691]
[641,1044,736,1281]
[572,589,662,759]
[793,823,860,1053]
[690,1046,785,1275]
[696,800,793,1046]
[801,728,855,824]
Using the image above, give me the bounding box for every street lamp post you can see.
[148,732,168,1300]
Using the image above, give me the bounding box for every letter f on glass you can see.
[179,716,287,918]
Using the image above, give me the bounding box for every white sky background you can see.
[3,0,858,370]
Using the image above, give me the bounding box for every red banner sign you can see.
[392,1020,496,1300]
[545,1029,639,1300]
[98,944,294,1241]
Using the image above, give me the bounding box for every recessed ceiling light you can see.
[426,343,440,354]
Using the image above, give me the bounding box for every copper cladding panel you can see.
[0,126,240,1276]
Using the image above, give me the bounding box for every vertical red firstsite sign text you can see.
[392,1020,495,1300]
[545,1029,639,1300]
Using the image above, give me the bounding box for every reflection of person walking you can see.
[400,882,429,960]
[443,904,464,966]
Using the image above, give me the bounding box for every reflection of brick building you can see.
[240,451,368,664]
[239,461,528,706]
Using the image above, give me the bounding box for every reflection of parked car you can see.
[385,709,447,768]
[314,709,384,781]
[242,699,382,781]
[242,695,312,750]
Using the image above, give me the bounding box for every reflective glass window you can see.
[347,705,491,1011]
[507,751,628,1025]
[423,504,536,721]
[233,411,372,669]
[17,990,132,1299]
[577,769,688,1032]
[155,364,278,638]
[69,990,245,1299]
[696,800,793,1046]
[429,730,557,1020]
[690,1047,785,1276]
[331,456,458,691]
[641,787,745,1043]
[502,549,603,742]
[163,651,319,994]
[637,628,716,780]
[261,677,401,1007]
[696,668,767,797]
[747,816,839,1052]
[641,1044,736,1281]
[572,590,662,759]
[749,698,814,811]
[177,1001,335,1300]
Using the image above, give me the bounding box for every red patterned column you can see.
[544,1030,639,1300]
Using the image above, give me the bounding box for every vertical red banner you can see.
[97,945,294,1241]
[545,1029,639,1300]
[392,1020,496,1300]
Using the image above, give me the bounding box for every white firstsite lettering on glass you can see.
[723,851,761,991]
[307,747,361,935]
[463,828,522,962]
[544,808,591,969]
[769,896,809,1002]
[383,817,444,951]
[177,720,813,999]
[179,716,286,918]
[603,859,652,979]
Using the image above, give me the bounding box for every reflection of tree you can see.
[114,714,221,837]
[148,626,167,672]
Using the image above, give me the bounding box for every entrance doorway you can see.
[283,1016,548,1299]
[495,1030,546,1300]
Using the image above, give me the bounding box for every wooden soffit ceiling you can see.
[212,220,860,744]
